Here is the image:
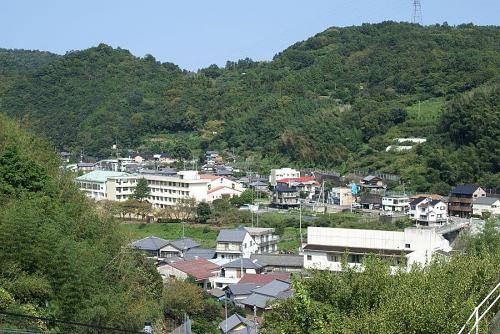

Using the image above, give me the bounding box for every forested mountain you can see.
[0,22,499,191]
[0,113,162,331]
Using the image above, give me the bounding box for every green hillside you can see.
[0,22,499,191]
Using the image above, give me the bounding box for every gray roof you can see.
[217,229,248,243]
[224,258,266,270]
[168,238,200,251]
[131,236,169,251]
[227,283,260,296]
[451,184,481,195]
[219,314,254,334]
[473,197,499,205]
[250,254,303,268]
[240,293,274,309]
[251,280,291,298]
[184,248,216,260]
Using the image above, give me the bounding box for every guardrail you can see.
[458,282,500,334]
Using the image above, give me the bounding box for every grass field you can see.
[406,97,445,121]
[119,222,220,248]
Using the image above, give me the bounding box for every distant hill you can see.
[0,22,499,191]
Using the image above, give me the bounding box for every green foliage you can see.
[0,114,162,332]
[1,23,499,190]
[262,225,500,334]
[133,177,150,201]
[229,189,257,206]
[196,202,212,224]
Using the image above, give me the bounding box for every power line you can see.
[0,311,143,334]
[412,0,423,25]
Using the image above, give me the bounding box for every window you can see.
[405,243,411,249]
[307,255,312,261]
[327,254,339,262]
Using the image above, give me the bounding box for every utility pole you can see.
[299,203,303,253]
[412,0,422,25]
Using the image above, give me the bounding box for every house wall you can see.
[382,196,410,212]
[207,187,243,202]
[157,264,189,281]
[216,233,258,259]
[473,201,500,216]
[409,200,447,224]
[75,180,106,200]
[331,187,355,206]
[269,168,300,185]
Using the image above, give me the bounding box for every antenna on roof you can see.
[412,0,423,25]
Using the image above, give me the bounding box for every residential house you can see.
[157,258,220,289]
[328,187,355,206]
[382,195,410,212]
[219,314,257,334]
[270,184,300,208]
[248,181,270,195]
[216,229,257,259]
[214,258,266,288]
[130,236,169,258]
[59,152,71,163]
[159,238,200,258]
[276,176,319,200]
[303,226,451,272]
[240,280,293,312]
[225,283,260,306]
[202,174,245,202]
[358,192,382,210]
[244,227,279,254]
[473,197,500,217]
[75,170,130,200]
[77,162,96,173]
[250,254,303,272]
[448,184,486,217]
[361,175,386,192]
[269,168,300,186]
[153,152,177,164]
[409,197,448,225]
[205,150,220,164]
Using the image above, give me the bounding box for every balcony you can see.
[449,205,472,212]
[259,236,279,247]
[448,196,473,204]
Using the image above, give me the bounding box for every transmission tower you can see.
[412,0,422,25]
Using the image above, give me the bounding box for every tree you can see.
[196,202,212,224]
[171,142,192,161]
[162,278,205,320]
[133,178,149,201]
[229,189,256,207]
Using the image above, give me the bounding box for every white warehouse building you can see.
[303,226,451,272]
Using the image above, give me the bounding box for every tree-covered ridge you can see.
[0,113,162,332]
[0,22,499,190]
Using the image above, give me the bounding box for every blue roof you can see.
[75,170,130,183]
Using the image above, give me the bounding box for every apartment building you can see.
[303,226,451,272]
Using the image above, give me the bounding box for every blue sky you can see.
[1,0,498,70]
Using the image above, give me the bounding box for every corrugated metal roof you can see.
[251,280,291,298]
